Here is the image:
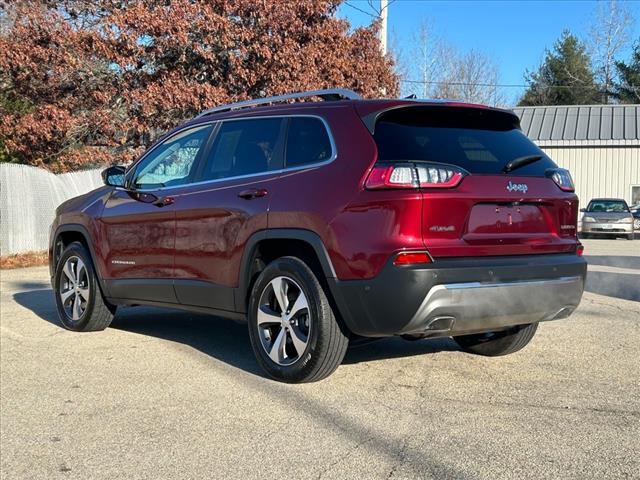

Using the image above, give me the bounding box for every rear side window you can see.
[373,107,557,175]
[199,118,284,181]
[285,117,333,168]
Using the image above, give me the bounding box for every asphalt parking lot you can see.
[1,239,639,480]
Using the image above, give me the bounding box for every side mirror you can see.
[102,165,126,187]
[580,208,586,212]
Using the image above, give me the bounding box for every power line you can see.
[402,79,529,88]
[400,79,640,90]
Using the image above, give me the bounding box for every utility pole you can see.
[379,0,388,56]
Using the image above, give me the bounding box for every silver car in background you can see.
[630,204,640,231]
[581,198,634,240]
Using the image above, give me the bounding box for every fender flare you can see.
[53,224,110,297]
[234,229,337,312]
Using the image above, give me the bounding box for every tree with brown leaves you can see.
[0,0,398,172]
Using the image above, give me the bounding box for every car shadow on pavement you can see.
[111,308,458,370]
[112,307,265,375]
[584,271,640,302]
[10,288,473,479]
[12,288,60,326]
[12,280,51,290]
[344,337,458,364]
[13,288,459,375]
[585,255,640,270]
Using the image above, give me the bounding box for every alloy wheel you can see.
[256,276,311,366]
[59,256,90,321]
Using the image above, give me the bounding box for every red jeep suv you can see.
[49,89,586,383]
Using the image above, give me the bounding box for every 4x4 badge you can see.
[506,181,528,194]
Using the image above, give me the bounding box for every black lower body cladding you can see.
[328,254,587,338]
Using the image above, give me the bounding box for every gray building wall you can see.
[514,106,640,206]
[538,142,639,207]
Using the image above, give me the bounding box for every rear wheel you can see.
[54,242,115,332]
[247,256,349,383]
[454,323,538,356]
[627,233,634,240]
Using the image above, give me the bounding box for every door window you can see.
[132,124,212,189]
[198,118,284,181]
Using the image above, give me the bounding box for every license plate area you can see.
[467,203,548,234]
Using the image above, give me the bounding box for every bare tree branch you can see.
[589,0,634,102]
[343,1,379,18]
[344,0,397,19]
[398,19,505,105]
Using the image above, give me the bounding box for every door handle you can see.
[238,188,268,200]
[153,196,175,207]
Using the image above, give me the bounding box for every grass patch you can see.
[0,251,48,269]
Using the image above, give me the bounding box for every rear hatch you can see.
[370,105,579,257]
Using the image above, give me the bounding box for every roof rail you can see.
[196,88,361,118]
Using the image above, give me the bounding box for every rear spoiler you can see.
[359,103,521,135]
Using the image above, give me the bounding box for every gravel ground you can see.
[1,239,638,480]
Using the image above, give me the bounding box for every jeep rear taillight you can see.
[416,165,465,188]
[547,168,575,192]
[365,164,418,189]
[366,163,466,190]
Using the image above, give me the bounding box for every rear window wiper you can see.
[502,155,543,173]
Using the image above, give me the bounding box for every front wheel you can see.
[454,323,538,356]
[247,256,349,383]
[54,242,115,332]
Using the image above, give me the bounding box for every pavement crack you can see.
[315,436,374,479]
[386,438,408,479]
[431,396,640,418]
[582,297,640,317]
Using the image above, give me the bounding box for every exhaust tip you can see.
[425,316,456,332]
[550,306,575,320]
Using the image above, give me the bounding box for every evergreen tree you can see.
[519,31,599,106]
[614,41,640,103]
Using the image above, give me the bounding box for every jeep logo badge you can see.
[506,181,528,194]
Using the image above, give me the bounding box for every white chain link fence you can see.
[0,163,103,255]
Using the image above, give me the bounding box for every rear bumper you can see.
[328,253,587,337]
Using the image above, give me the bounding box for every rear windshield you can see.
[586,200,630,212]
[373,106,557,175]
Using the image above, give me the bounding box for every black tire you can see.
[627,234,634,241]
[54,241,115,332]
[247,256,349,383]
[454,323,538,356]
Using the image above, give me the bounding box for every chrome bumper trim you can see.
[405,276,584,336]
